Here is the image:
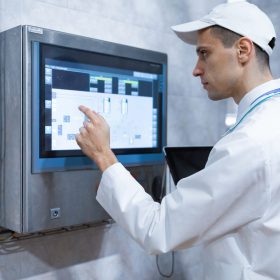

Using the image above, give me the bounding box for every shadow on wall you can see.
[0,225,112,280]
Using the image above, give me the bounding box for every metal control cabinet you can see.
[0,26,166,233]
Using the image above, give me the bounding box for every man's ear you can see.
[236,37,254,64]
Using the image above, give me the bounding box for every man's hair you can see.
[210,25,270,70]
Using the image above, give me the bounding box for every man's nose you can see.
[192,62,203,77]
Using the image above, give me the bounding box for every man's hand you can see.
[75,105,118,172]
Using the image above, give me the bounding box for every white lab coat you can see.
[97,79,280,279]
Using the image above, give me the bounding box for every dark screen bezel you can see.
[39,43,163,158]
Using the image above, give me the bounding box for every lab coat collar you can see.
[237,79,280,123]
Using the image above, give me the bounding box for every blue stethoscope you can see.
[225,88,280,135]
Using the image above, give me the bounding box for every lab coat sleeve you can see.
[96,130,270,254]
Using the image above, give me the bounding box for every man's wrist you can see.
[96,149,118,172]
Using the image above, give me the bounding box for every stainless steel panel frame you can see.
[0,26,23,231]
[0,26,165,233]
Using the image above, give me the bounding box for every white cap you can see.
[171,1,276,56]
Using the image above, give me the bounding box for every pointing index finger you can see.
[79,105,97,123]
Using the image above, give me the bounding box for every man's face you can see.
[193,28,241,101]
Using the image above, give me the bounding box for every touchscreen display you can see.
[40,44,164,158]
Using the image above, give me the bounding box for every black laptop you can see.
[163,146,212,185]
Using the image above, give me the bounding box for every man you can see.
[76,2,280,279]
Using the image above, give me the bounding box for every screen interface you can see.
[39,44,164,158]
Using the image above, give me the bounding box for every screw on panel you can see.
[50,208,61,219]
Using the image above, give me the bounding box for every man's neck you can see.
[233,71,274,104]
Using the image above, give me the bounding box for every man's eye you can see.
[200,50,207,58]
